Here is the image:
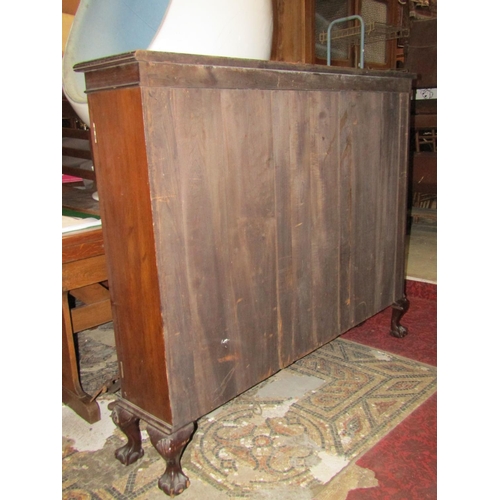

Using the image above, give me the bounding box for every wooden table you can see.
[62,190,112,423]
[76,51,413,495]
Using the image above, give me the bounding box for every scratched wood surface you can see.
[143,86,409,427]
[80,52,412,429]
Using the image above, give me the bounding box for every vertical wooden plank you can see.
[143,87,279,427]
[272,90,315,367]
[308,91,342,346]
[350,91,381,326]
[394,92,411,300]
[143,87,228,425]
[337,90,404,329]
[218,87,279,394]
[271,91,293,368]
[288,91,314,361]
[337,92,355,332]
[88,88,172,424]
[374,91,401,309]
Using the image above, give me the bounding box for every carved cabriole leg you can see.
[108,401,144,465]
[390,296,410,338]
[147,421,195,497]
[108,398,195,496]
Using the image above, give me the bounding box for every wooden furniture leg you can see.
[390,296,410,338]
[109,401,144,465]
[62,291,100,423]
[108,399,195,497]
[147,422,195,497]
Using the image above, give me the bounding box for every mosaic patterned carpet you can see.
[63,327,436,499]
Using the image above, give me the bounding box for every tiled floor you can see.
[62,216,437,499]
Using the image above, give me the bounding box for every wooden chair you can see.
[62,92,96,184]
[62,226,112,423]
[62,96,113,423]
[410,102,437,210]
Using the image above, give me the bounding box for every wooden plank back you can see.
[79,51,412,429]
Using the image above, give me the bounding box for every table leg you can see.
[62,291,100,423]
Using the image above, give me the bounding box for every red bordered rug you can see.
[63,281,437,500]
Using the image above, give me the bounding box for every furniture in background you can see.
[62,86,112,422]
[63,93,96,185]
[403,17,437,90]
[76,51,413,496]
[403,16,437,217]
[411,98,437,212]
[62,186,112,423]
[272,0,404,69]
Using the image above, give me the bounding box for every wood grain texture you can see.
[78,52,413,430]
[62,288,101,424]
[62,227,104,263]
[76,50,413,94]
[271,0,315,63]
[62,227,109,423]
[394,92,411,300]
[143,87,280,425]
[88,88,172,424]
[71,296,112,333]
[140,86,410,427]
[62,254,107,291]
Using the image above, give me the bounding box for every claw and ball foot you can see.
[147,422,195,497]
[390,296,409,338]
[109,401,144,465]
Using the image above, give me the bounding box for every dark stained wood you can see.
[390,296,410,338]
[376,92,405,305]
[307,91,341,348]
[62,116,96,182]
[142,86,281,425]
[411,113,437,129]
[404,18,437,88]
[147,421,195,496]
[77,50,412,490]
[62,127,89,140]
[272,90,308,365]
[412,152,437,194]
[409,94,436,208]
[109,402,144,465]
[412,98,436,116]
[62,145,92,160]
[87,87,172,424]
[77,62,141,94]
[62,165,95,181]
[394,92,411,301]
[75,50,413,94]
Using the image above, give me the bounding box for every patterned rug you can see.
[63,326,436,499]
